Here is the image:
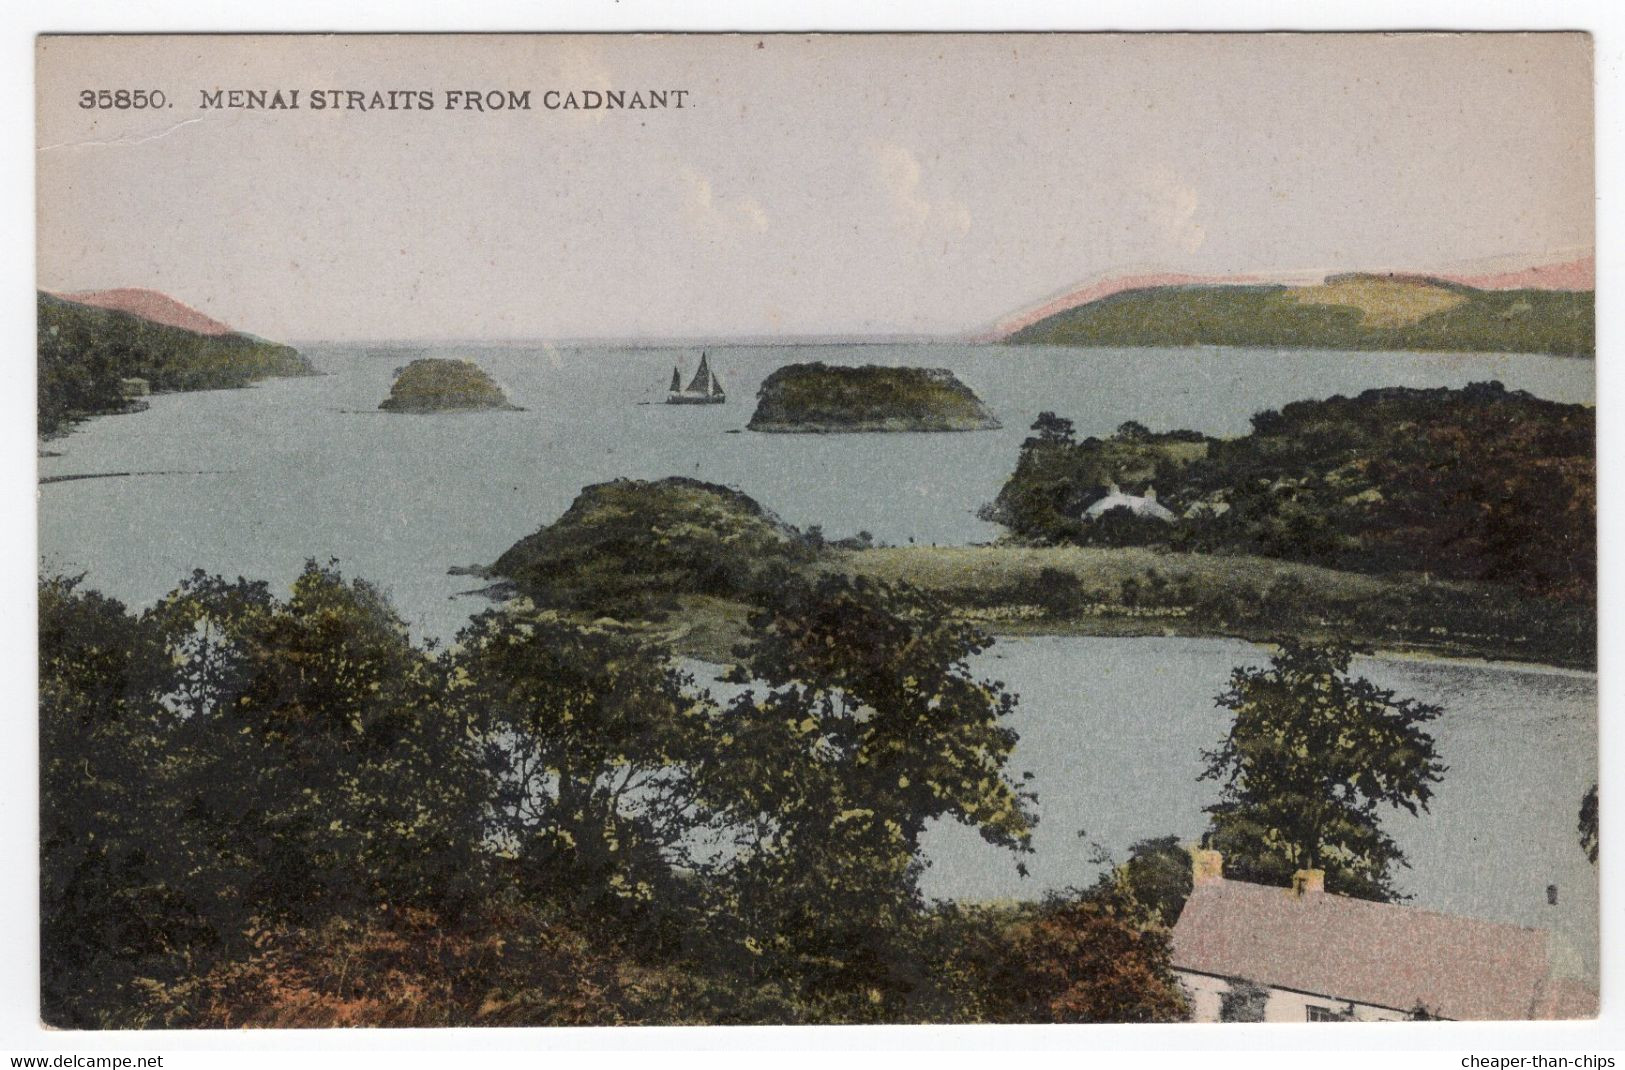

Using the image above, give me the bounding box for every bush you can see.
[997,888,1188,1023]
[1219,979,1270,1022]
[1121,836,1195,925]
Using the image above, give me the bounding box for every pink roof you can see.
[1171,878,1594,1021]
[52,287,236,336]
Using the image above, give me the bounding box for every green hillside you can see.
[38,292,314,436]
[490,476,818,613]
[1006,278,1593,357]
[986,382,1595,603]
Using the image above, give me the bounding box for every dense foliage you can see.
[378,358,517,413]
[1007,280,1594,357]
[41,562,1187,1027]
[1199,641,1446,902]
[985,383,1596,604]
[992,887,1189,1023]
[1116,836,1196,927]
[490,476,819,613]
[692,574,1038,1018]
[41,565,488,1026]
[454,609,713,920]
[1579,784,1598,865]
[38,293,312,436]
[747,362,1001,432]
[982,416,1208,547]
[1218,979,1271,1023]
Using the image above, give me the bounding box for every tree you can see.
[1200,641,1446,901]
[1218,979,1270,1022]
[1000,887,1188,1023]
[40,575,190,1025]
[42,565,494,1025]
[1027,411,1077,446]
[145,561,490,922]
[719,574,1033,855]
[1579,783,1598,864]
[451,608,719,917]
[694,574,1036,1014]
[1119,836,1196,925]
[145,570,273,721]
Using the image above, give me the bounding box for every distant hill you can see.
[989,271,1286,339]
[38,290,314,436]
[52,287,236,336]
[1436,253,1594,292]
[1003,270,1593,357]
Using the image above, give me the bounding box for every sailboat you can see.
[665,352,726,405]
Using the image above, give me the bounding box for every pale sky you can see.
[36,33,1593,341]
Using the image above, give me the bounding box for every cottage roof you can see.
[1171,877,1593,1020]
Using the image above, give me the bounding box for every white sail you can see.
[665,352,725,404]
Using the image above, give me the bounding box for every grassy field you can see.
[613,545,1593,670]
[835,545,1593,669]
[483,477,1593,670]
[1289,275,1466,327]
[833,544,1388,604]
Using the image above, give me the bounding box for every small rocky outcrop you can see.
[747,362,1000,433]
[379,358,518,413]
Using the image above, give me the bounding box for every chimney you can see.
[1190,848,1224,885]
[1106,481,1121,496]
[1145,485,1158,502]
[1291,869,1325,897]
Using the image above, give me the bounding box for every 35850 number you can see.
[78,89,169,109]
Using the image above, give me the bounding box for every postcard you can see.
[35,32,1596,1027]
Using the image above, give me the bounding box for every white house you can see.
[1082,482,1176,523]
[1170,850,1596,1022]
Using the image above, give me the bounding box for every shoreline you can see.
[460,536,1595,674]
[745,420,1002,433]
[544,588,1596,675]
[979,620,1598,678]
[832,545,1596,673]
